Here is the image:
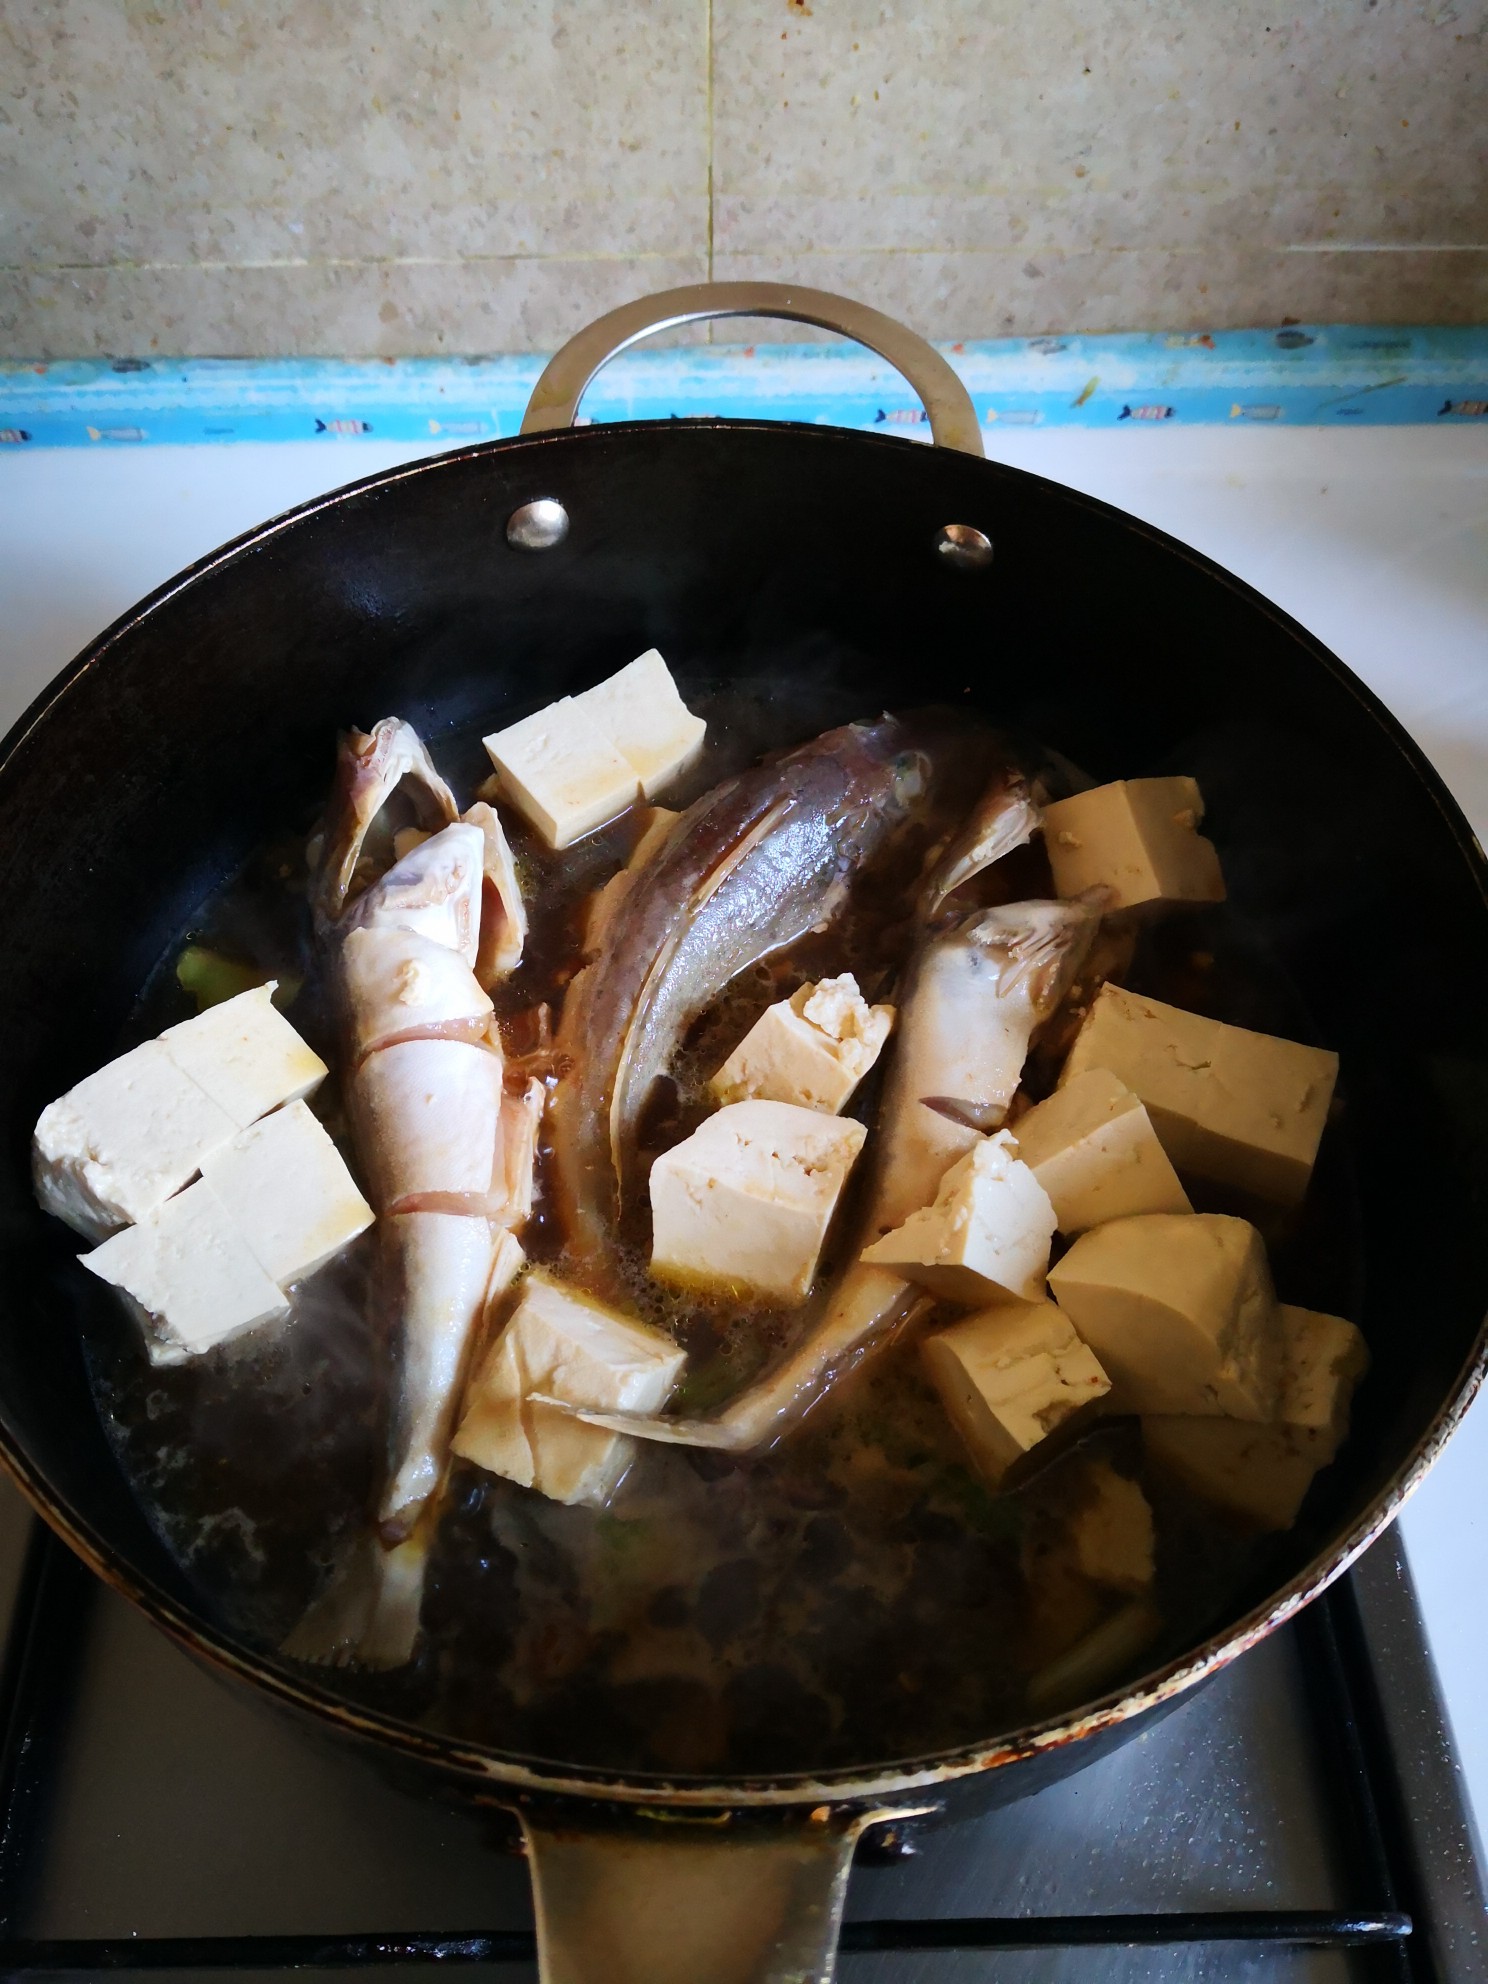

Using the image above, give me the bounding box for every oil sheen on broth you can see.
[84,686,1357,1779]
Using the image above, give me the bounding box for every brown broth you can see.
[82,692,1358,1779]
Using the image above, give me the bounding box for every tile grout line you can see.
[705,0,715,336]
[8,245,1488,282]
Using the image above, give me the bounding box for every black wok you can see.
[0,285,1484,1984]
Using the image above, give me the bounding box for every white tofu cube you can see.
[1141,1304,1369,1531]
[709,974,894,1114]
[161,983,327,1129]
[573,650,707,799]
[1048,1212,1282,1420]
[80,1177,289,1365]
[1281,1303,1371,1460]
[33,1041,240,1241]
[199,1100,374,1287]
[483,653,706,850]
[921,1299,1112,1486]
[452,1269,685,1506]
[861,1130,1056,1305]
[1060,985,1338,1207]
[1043,776,1225,909]
[649,1100,866,1304]
[482,699,640,851]
[1142,1417,1313,1532]
[1013,1068,1191,1233]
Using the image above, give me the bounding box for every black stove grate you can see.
[0,1521,1472,1978]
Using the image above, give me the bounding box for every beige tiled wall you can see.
[2,0,1484,358]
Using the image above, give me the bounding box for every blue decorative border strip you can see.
[2,327,1486,447]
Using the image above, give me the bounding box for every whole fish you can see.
[549,716,939,1282]
[287,719,536,1669]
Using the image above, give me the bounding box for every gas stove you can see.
[1,406,1485,1979]
[0,1485,1480,1979]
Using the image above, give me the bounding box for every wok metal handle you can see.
[519,280,985,457]
[520,1802,934,1984]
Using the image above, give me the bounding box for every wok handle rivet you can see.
[936,523,994,571]
[507,497,570,550]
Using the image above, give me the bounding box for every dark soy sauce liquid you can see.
[84,685,1360,1778]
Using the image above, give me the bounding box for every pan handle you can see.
[519,1801,934,1984]
[519,281,984,457]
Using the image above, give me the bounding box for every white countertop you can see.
[3,424,1486,1845]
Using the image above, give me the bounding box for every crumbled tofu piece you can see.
[340,926,494,1062]
[573,650,707,799]
[452,1269,686,1506]
[199,1100,374,1286]
[921,1300,1112,1486]
[649,1100,866,1304]
[709,973,895,1113]
[1070,1464,1156,1593]
[351,1038,504,1211]
[483,700,640,851]
[861,1130,1056,1305]
[1141,1303,1369,1531]
[1043,776,1225,909]
[483,654,705,851]
[1048,1212,1282,1420]
[1071,1460,1166,1595]
[1013,1068,1191,1233]
[33,1041,240,1241]
[582,805,678,953]
[161,983,328,1129]
[80,1178,289,1365]
[1060,984,1338,1207]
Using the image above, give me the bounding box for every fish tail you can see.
[280,1524,432,1671]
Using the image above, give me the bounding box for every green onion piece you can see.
[175,946,265,1011]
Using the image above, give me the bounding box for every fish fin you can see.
[962,897,1100,1011]
[686,794,793,913]
[529,1393,747,1452]
[464,800,528,984]
[919,1094,1005,1133]
[532,1272,929,1457]
[356,1529,433,1669]
[279,1526,430,1671]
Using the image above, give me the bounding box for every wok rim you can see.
[3,417,1485,1811]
